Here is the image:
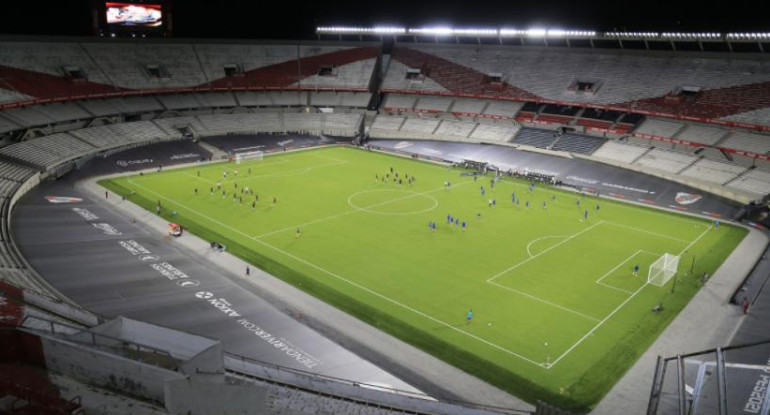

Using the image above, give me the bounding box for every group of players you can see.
[421,175,604,238]
[192,168,277,209]
[376,166,417,187]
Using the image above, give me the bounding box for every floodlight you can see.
[409,27,454,36]
[499,29,527,36]
[526,28,547,37]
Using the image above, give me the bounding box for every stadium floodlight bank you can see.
[648,253,680,287]
[234,150,264,163]
[316,26,770,43]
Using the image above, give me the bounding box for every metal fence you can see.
[647,339,770,415]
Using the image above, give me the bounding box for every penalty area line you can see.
[487,220,606,284]
[122,177,547,368]
[603,221,690,243]
[547,224,713,369]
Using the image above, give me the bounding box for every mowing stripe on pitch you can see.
[254,182,471,239]
[603,221,691,243]
[594,250,657,295]
[486,220,606,284]
[546,225,713,369]
[124,177,547,368]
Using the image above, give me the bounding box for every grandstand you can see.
[719,130,770,155]
[679,158,748,184]
[633,148,699,174]
[592,140,651,164]
[382,44,770,122]
[2,31,770,415]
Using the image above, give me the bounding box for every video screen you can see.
[106,3,163,28]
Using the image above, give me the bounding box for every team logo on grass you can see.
[675,192,703,205]
[195,291,214,299]
[45,196,82,204]
[177,279,200,288]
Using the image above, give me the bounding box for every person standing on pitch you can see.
[466,309,473,324]
[633,265,640,277]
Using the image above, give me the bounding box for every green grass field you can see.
[100,146,747,411]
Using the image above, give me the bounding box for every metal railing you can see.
[16,315,178,370]
[647,338,770,415]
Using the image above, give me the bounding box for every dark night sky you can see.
[0,0,758,39]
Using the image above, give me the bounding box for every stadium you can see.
[0,2,769,415]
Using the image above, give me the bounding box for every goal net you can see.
[234,150,263,164]
[648,253,680,287]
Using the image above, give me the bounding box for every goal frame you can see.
[647,253,680,287]
[234,150,264,164]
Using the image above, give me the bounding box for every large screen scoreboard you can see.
[93,0,172,37]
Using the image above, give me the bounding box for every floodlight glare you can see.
[499,29,527,36]
[453,28,499,36]
[526,28,547,37]
[372,27,406,34]
[409,27,454,36]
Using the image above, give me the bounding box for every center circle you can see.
[348,189,438,216]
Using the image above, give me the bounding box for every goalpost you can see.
[234,150,264,164]
[647,253,680,287]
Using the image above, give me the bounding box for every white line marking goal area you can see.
[546,225,713,368]
[122,170,715,370]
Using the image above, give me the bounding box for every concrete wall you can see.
[164,377,268,415]
[91,317,220,361]
[40,335,185,403]
[22,289,100,327]
[180,343,224,376]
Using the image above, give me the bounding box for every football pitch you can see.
[100,146,747,410]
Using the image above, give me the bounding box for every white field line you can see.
[603,221,691,243]
[594,250,647,294]
[254,182,470,239]
[155,158,292,184]
[171,159,347,190]
[151,156,342,186]
[525,235,568,258]
[486,220,606,284]
[310,154,349,163]
[546,225,713,369]
[123,178,547,368]
[487,281,601,322]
